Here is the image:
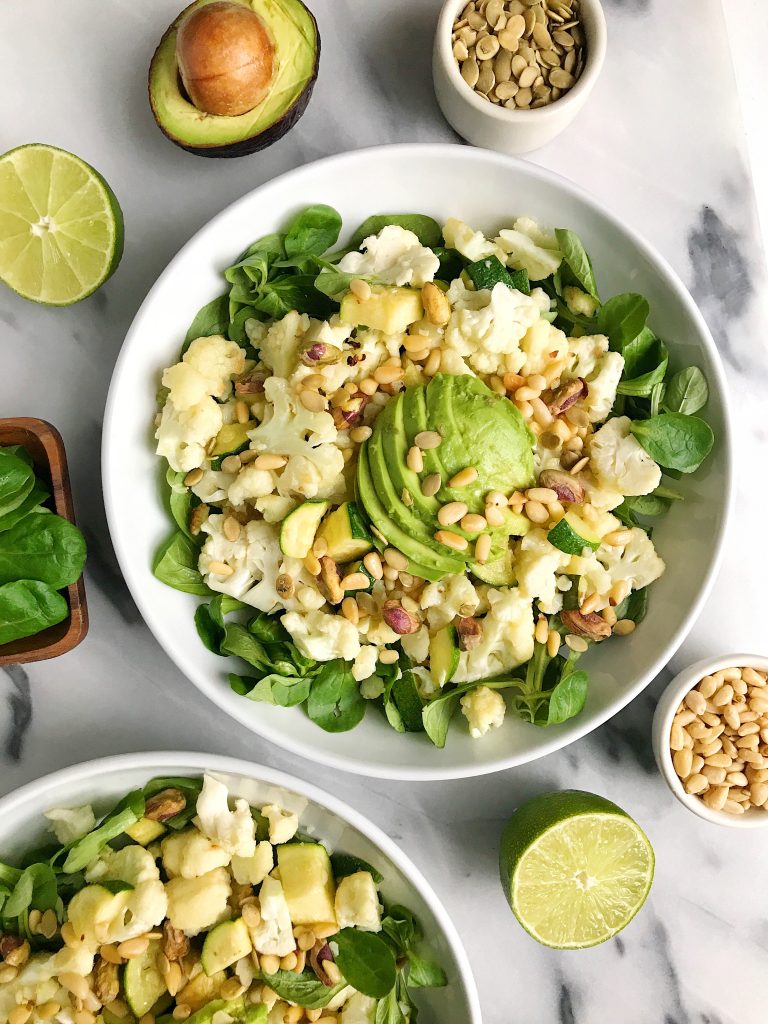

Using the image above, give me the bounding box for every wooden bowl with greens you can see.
[0,418,88,664]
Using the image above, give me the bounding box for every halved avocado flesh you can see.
[149,0,320,157]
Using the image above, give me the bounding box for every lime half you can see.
[500,790,654,949]
[0,143,124,305]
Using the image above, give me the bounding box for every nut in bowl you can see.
[433,0,607,154]
[652,655,768,829]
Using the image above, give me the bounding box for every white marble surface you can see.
[2,1,768,1021]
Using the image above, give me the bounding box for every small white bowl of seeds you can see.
[433,0,607,154]
[652,655,768,829]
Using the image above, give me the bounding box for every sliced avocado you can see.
[355,446,446,581]
[470,544,516,586]
[149,0,320,158]
[201,918,252,976]
[125,816,166,846]
[211,420,254,458]
[277,842,337,925]
[339,286,423,334]
[316,501,373,563]
[280,500,329,558]
[123,940,166,1018]
[186,997,267,1024]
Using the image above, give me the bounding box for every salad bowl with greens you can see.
[104,144,731,779]
[0,753,480,1023]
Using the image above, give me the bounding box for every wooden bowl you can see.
[0,419,88,665]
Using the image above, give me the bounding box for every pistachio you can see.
[145,787,187,822]
[234,370,266,395]
[320,556,344,605]
[300,342,342,366]
[382,599,419,635]
[548,377,587,416]
[538,469,585,504]
[457,616,483,650]
[559,610,611,642]
[93,957,121,1004]
[162,921,190,963]
[309,941,337,987]
[0,934,24,961]
[331,391,369,429]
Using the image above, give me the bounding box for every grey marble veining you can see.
[2,1,768,1022]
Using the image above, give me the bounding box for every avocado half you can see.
[149,0,320,158]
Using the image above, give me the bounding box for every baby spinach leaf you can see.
[62,790,145,873]
[664,366,709,415]
[630,413,714,473]
[165,468,194,538]
[380,905,419,956]
[314,269,375,301]
[183,294,230,351]
[346,214,442,251]
[248,610,291,644]
[330,853,384,885]
[433,246,465,282]
[221,623,270,670]
[596,293,649,352]
[621,327,661,379]
[194,603,225,655]
[307,661,366,733]
[376,986,408,1024]
[617,338,669,398]
[0,513,86,590]
[422,679,518,748]
[0,450,35,518]
[0,580,68,645]
[284,204,342,258]
[407,952,448,988]
[545,670,588,725]
[554,228,599,300]
[244,673,312,708]
[98,879,133,894]
[649,381,666,417]
[614,586,649,625]
[152,532,209,595]
[0,481,48,534]
[260,969,347,1009]
[466,256,530,294]
[333,928,397,999]
[4,863,58,916]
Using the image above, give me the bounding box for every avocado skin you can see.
[148,0,320,158]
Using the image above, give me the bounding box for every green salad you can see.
[151,206,714,745]
[0,774,444,1023]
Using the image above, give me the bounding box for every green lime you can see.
[499,790,654,949]
[0,143,124,305]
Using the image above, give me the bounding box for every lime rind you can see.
[0,143,124,306]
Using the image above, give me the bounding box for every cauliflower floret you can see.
[262,804,299,845]
[228,465,277,506]
[514,529,571,613]
[561,334,624,423]
[461,686,507,739]
[231,841,274,886]
[453,588,535,682]
[563,286,599,318]
[161,829,231,879]
[420,575,479,631]
[282,609,361,662]
[352,645,379,682]
[442,218,506,263]
[85,845,160,887]
[563,333,609,379]
[195,774,256,858]
[248,875,295,956]
[199,516,281,611]
[258,311,311,379]
[165,868,232,937]
[155,395,223,473]
[495,218,562,280]
[44,804,95,845]
[597,527,665,591]
[277,446,346,501]
[337,225,440,287]
[400,626,430,665]
[568,551,613,608]
[519,319,568,376]
[162,336,245,410]
[589,416,661,496]
[341,994,378,1024]
[191,469,237,506]
[67,879,168,947]
[256,494,297,523]
[334,872,381,933]
[0,945,95,1021]
[445,281,541,376]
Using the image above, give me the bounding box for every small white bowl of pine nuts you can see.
[433,0,607,154]
[652,655,768,829]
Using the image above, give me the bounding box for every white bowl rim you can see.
[435,0,607,124]
[0,750,482,1018]
[653,654,768,829]
[103,141,734,781]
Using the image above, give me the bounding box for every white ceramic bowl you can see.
[652,655,768,829]
[433,0,607,154]
[0,752,481,1021]
[103,143,732,780]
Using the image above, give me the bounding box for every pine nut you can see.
[524,500,549,524]
[448,466,478,488]
[701,765,726,785]
[438,501,468,526]
[9,1009,32,1024]
[474,533,492,563]
[424,349,442,376]
[684,773,708,795]
[603,529,633,547]
[350,278,372,300]
[235,399,250,424]
[374,364,405,385]
[684,689,707,715]
[702,786,729,811]
[379,649,399,664]
[698,675,718,698]
[117,937,150,959]
[534,615,549,645]
[669,723,685,751]
[304,552,321,576]
[673,748,693,779]
[515,385,540,401]
[461,513,487,532]
[750,782,768,806]
[300,388,327,412]
[743,667,767,687]
[415,430,442,450]
[421,473,441,497]
[526,487,558,505]
[712,684,734,706]
[60,973,92,1001]
[422,282,451,325]
[350,425,372,443]
[485,505,505,527]
[341,597,359,624]
[383,547,409,570]
[434,530,468,551]
[220,454,242,473]
[254,453,288,470]
[359,377,378,396]
[363,551,383,579]
[580,593,600,616]
[207,560,233,577]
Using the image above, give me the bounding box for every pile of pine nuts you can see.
[670,665,768,815]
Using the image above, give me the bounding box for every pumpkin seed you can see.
[494,48,513,80]
[477,63,496,92]
[540,48,561,67]
[511,53,528,77]
[523,9,536,35]
[532,23,552,47]
[461,57,480,88]
[495,79,519,100]
[476,33,500,59]
[467,11,487,29]
[486,0,505,27]
[549,67,575,89]
[517,64,538,88]
[563,49,576,72]
[453,39,469,61]
[516,86,533,106]
[553,28,574,47]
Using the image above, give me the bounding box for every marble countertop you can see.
[2,1,768,1021]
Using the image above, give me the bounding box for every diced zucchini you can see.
[122,940,166,1018]
[279,501,330,558]
[547,511,602,555]
[340,286,423,334]
[316,501,373,563]
[201,918,252,976]
[176,969,226,1013]
[125,817,166,846]
[186,998,267,1024]
[466,256,530,295]
[429,625,460,688]
[211,421,254,458]
[277,843,337,926]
